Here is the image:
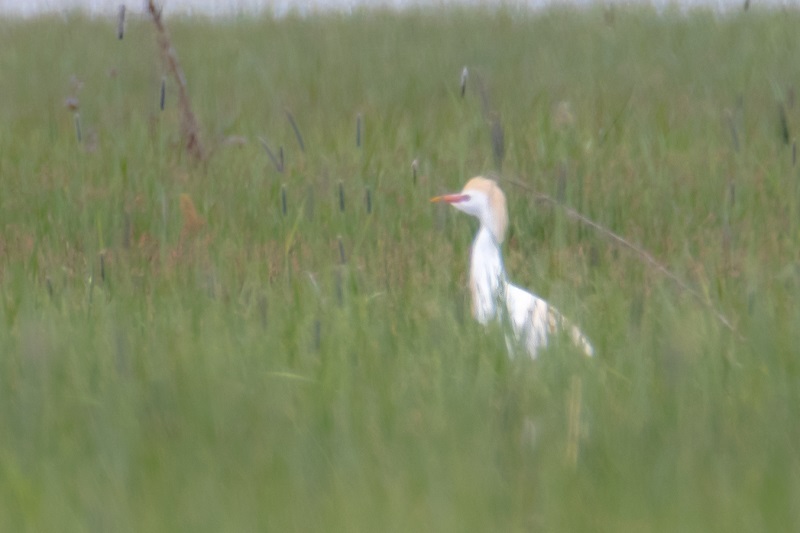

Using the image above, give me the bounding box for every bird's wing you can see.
[505,283,594,358]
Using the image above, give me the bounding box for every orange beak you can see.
[430,193,469,204]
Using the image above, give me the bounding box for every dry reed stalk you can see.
[147,0,205,161]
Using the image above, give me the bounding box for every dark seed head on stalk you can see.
[338,181,345,212]
[160,76,166,111]
[365,187,372,214]
[281,184,287,216]
[117,4,126,39]
[779,103,791,145]
[356,113,362,148]
[259,137,283,173]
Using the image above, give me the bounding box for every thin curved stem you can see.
[503,177,739,336]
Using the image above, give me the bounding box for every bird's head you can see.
[431,176,508,243]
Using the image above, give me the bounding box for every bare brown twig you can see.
[147,0,205,162]
[503,177,738,335]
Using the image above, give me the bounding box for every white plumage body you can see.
[433,177,593,359]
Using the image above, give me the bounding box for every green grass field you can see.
[1,4,799,531]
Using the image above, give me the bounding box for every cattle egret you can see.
[432,177,593,358]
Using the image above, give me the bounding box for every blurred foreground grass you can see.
[0,5,799,531]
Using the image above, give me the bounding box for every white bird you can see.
[432,176,593,358]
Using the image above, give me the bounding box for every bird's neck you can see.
[469,225,507,324]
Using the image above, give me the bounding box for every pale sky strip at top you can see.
[0,0,793,17]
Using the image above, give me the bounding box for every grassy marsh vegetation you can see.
[1,5,799,531]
